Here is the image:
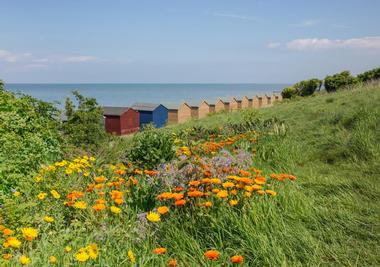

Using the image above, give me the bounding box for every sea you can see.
[5,83,287,108]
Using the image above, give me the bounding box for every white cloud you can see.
[267,42,281,48]
[291,19,320,27]
[0,49,29,62]
[33,58,49,63]
[286,36,380,50]
[63,56,98,62]
[211,12,253,21]
[23,64,49,69]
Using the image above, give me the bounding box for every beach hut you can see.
[265,94,272,107]
[167,108,178,125]
[241,96,253,109]
[199,100,215,118]
[252,95,263,109]
[178,102,199,123]
[215,99,230,112]
[230,97,242,111]
[272,93,283,103]
[103,106,139,135]
[131,102,168,128]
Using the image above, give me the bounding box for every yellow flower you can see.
[37,192,47,200]
[64,246,72,253]
[44,216,54,223]
[216,190,228,198]
[20,255,31,265]
[229,199,239,206]
[146,212,161,222]
[75,249,89,262]
[13,191,21,197]
[50,190,61,199]
[35,175,43,182]
[128,249,136,263]
[110,206,121,214]
[87,243,99,259]
[21,227,38,241]
[5,237,21,248]
[222,182,235,188]
[265,190,277,196]
[73,201,87,209]
[49,256,57,264]
[65,168,73,175]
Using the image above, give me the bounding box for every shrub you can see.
[0,86,62,193]
[324,71,358,92]
[357,67,380,82]
[281,86,297,99]
[294,78,322,96]
[127,125,176,169]
[62,91,106,151]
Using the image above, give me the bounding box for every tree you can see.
[0,80,4,91]
[62,91,106,150]
[324,71,358,92]
[294,78,323,96]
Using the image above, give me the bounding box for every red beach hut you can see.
[103,106,140,135]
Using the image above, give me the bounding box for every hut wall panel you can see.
[152,105,168,128]
[215,101,226,112]
[199,102,211,118]
[178,104,192,123]
[241,97,252,109]
[168,110,178,124]
[105,116,121,135]
[120,109,140,135]
[138,111,153,127]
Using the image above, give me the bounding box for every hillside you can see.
[1,82,379,266]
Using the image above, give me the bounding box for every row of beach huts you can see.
[102,93,282,135]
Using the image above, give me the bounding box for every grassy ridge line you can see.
[157,83,380,265]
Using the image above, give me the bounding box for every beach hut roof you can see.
[103,106,131,116]
[232,97,242,103]
[200,100,215,107]
[131,102,164,112]
[243,96,253,100]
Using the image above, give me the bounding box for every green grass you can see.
[2,82,380,266]
[158,82,380,266]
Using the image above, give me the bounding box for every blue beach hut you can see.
[131,102,168,128]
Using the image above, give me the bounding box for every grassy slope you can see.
[160,83,380,266]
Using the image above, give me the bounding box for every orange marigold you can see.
[175,199,186,206]
[153,247,167,254]
[157,206,169,215]
[168,258,178,267]
[92,203,106,211]
[204,250,220,261]
[230,255,244,264]
[216,190,228,198]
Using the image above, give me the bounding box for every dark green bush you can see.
[357,67,380,82]
[324,71,358,92]
[127,125,176,169]
[0,85,62,193]
[281,86,297,99]
[294,78,323,96]
[62,91,106,151]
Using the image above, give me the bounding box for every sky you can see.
[0,0,379,83]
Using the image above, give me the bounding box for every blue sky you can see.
[1,0,379,83]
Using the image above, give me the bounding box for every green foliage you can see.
[357,67,380,82]
[0,88,62,193]
[127,124,176,169]
[62,91,106,151]
[281,86,297,99]
[294,78,323,96]
[324,70,358,92]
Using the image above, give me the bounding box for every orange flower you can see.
[2,228,13,236]
[157,206,169,215]
[110,190,123,200]
[230,255,244,264]
[114,198,123,205]
[204,250,220,261]
[175,199,186,206]
[92,203,106,211]
[229,199,239,206]
[94,176,107,183]
[203,201,213,207]
[239,170,251,176]
[168,258,178,267]
[230,189,238,195]
[172,193,184,201]
[153,247,167,255]
[222,182,235,188]
[189,180,201,187]
[212,188,220,194]
[174,186,183,192]
[210,178,222,184]
[187,191,204,198]
[95,199,106,204]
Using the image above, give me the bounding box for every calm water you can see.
[5,83,287,108]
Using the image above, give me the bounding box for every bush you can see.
[357,67,380,82]
[62,91,106,151]
[294,78,322,96]
[281,86,297,99]
[127,125,176,169]
[324,71,358,92]
[0,86,62,193]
